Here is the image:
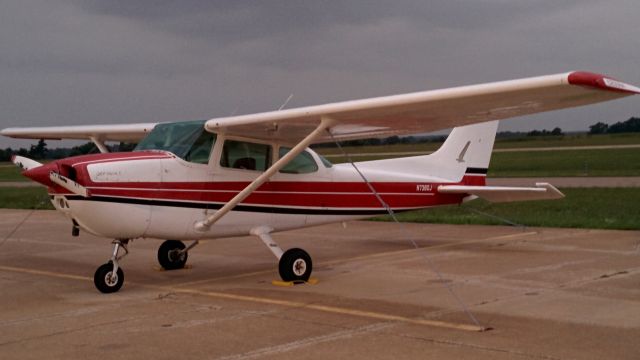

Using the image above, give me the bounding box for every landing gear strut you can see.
[157,240,198,270]
[252,227,313,282]
[94,239,129,293]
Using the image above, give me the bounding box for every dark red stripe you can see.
[86,187,463,208]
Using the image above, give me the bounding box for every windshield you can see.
[135,120,216,164]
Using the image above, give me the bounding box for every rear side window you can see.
[220,140,272,171]
[279,147,318,174]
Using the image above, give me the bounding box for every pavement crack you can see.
[212,322,393,360]
[0,317,131,347]
[389,332,564,360]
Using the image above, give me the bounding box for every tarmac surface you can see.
[1,210,639,359]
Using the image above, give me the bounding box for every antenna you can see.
[277,94,294,111]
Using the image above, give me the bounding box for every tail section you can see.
[426,120,498,182]
[429,120,498,171]
[353,121,499,183]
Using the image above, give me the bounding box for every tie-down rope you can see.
[327,130,483,328]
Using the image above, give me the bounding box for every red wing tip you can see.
[568,71,640,94]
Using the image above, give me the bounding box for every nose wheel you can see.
[94,261,124,293]
[94,239,128,293]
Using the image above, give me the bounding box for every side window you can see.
[279,147,319,174]
[184,131,216,164]
[221,140,272,171]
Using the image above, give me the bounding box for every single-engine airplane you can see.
[2,71,638,293]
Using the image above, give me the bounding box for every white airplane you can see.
[2,71,638,293]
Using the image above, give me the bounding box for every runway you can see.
[1,210,639,359]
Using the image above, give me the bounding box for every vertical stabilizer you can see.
[352,121,499,183]
[429,120,498,173]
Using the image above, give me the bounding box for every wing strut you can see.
[90,136,110,153]
[194,117,335,231]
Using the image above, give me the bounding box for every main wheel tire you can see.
[158,240,188,270]
[278,248,312,282]
[94,262,124,293]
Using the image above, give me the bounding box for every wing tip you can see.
[568,71,640,95]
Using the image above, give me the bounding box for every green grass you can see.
[493,132,640,149]
[0,187,54,209]
[373,188,640,230]
[0,163,27,182]
[488,148,640,177]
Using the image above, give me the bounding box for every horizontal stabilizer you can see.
[438,183,564,203]
[11,155,43,171]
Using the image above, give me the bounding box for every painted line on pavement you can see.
[0,264,486,332]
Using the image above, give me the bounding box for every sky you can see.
[1,0,638,148]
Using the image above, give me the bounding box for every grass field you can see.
[315,132,640,155]
[0,163,27,181]
[376,187,640,230]
[0,186,53,210]
[488,148,640,177]
[0,187,638,230]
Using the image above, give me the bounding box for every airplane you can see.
[2,71,638,293]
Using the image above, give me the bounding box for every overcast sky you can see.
[1,0,638,148]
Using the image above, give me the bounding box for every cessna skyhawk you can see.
[2,71,638,293]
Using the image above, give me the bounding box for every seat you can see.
[232,157,256,170]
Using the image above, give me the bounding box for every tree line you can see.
[588,117,640,134]
[0,141,135,161]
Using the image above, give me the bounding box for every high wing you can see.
[1,72,637,145]
[0,123,157,142]
[205,71,640,143]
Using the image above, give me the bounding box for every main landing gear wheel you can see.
[94,261,124,293]
[158,240,188,270]
[278,248,312,282]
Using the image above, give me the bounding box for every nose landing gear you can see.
[93,239,129,293]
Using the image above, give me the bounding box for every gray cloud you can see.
[1,0,638,148]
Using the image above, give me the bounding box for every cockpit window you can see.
[278,147,318,174]
[220,140,272,171]
[134,120,215,164]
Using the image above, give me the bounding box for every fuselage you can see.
[22,121,483,241]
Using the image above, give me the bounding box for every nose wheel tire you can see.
[158,240,188,270]
[94,262,124,293]
[278,248,312,282]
